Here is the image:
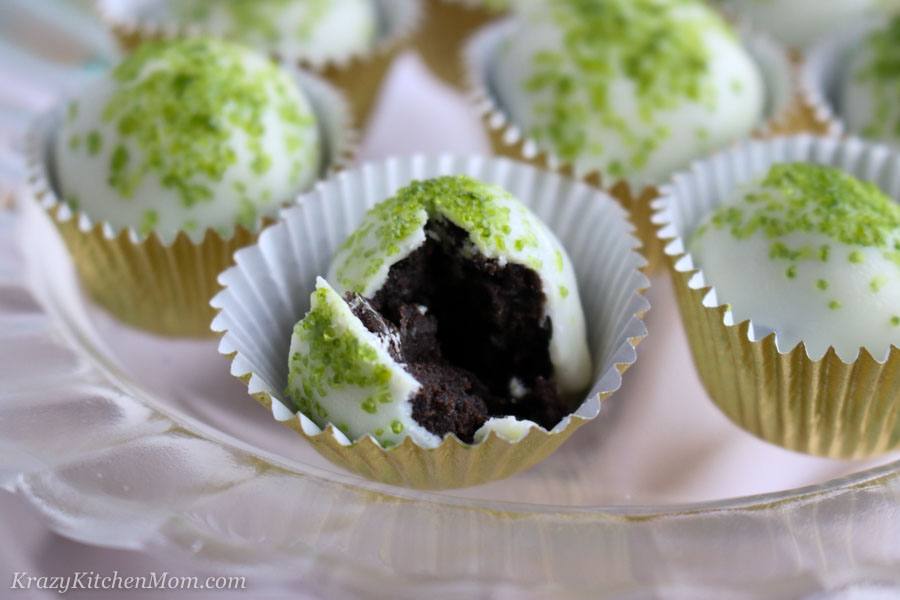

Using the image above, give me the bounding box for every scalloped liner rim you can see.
[652,133,900,366]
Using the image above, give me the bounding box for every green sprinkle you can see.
[373,364,391,386]
[829,300,843,310]
[236,197,257,229]
[391,420,404,435]
[892,316,900,326]
[785,265,797,279]
[559,285,569,298]
[66,101,79,123]
[109,144,131,193]
[849,250,865,264]
[251,153,273,175]
[816,279,828,291]
[886,249,900,269]
[608,160,625,179]
[375,428,384,436]
[555,250,564,272]
[87,131,102,155]
[768,242,812,262]
[871,275,888,292]
[138,210,158,236]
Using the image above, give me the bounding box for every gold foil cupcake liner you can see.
[27,70,356,337]
[654,135,900,459]
[415,0,507,90]
[464,17,812,274]
[96,0,423,129]
[211,155,649,489]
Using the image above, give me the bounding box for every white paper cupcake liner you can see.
[653,135,900,458]
[96,0,422,71]
[800,19,882,140]
[211,155,650,488]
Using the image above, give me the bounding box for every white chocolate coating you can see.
[689,164,900,362]
[840,19,900,146]
[54,38,320,242]
[287,278,441,448]
[171,0,378,63]
[491,0,764,185]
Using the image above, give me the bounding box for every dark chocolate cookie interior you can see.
[347,218,569,443]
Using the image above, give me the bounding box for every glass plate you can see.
[4,191,900,598]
